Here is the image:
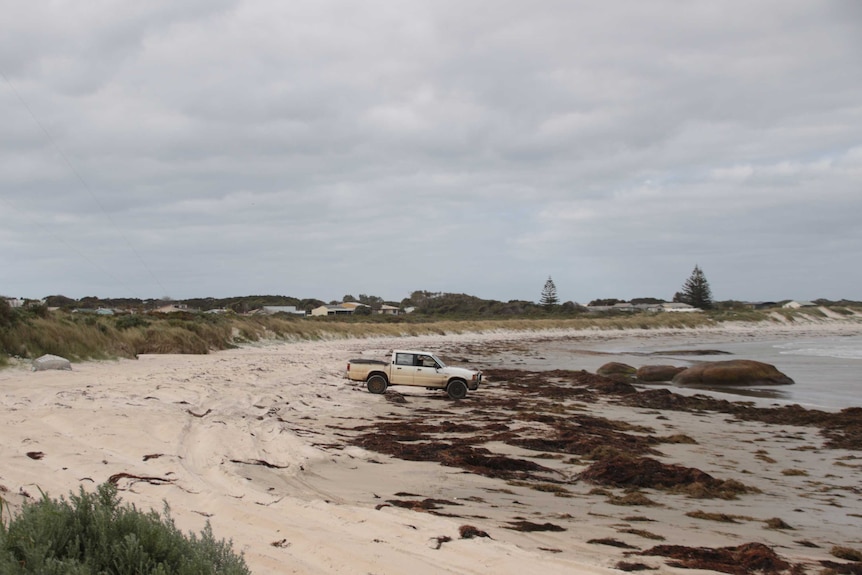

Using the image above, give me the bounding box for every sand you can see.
[1,321,861,574]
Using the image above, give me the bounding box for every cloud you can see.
[1,1,860,302]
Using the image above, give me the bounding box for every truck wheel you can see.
[446,379,468,400]
[367,375,388,394]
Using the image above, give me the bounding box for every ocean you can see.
[477,332,862,411]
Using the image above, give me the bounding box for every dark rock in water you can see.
[597,362,637,383]
[672,360,794,387]
[637,365,685,382]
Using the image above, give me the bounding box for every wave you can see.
[775,337,862,360]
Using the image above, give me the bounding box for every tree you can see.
[358,294,384,309]
[674,265,714,309]
[540,276,559,309]
[589,298,623,306]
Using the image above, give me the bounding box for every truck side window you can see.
[418,355,436,368]
[395,353,414,366]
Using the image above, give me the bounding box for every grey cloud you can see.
[1,1,860,302]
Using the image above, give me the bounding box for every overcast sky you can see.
[1,1,860,304]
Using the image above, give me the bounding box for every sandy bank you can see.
[1,321,860,574]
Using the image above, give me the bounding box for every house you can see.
[153,304,191,314]
[376,304,400,315]
[72,307,115,315]
[661,302,700,312]
[2,296,23,308]
[782,300,817,309]
[310,302,369,317]
[257,306,307,316]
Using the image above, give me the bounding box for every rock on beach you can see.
[636,364,686,382]
[672,359,794,387]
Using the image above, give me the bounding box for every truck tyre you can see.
[446,379,468,400]
[367,375,388,394]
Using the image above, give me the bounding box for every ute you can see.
[346,349,482,400]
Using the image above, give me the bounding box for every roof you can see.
[260,306,305,314]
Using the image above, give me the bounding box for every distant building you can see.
[782,300,817,309]
[2,296,23,308]
[72,307,115,315]
[153,304,191,314]
[377,304,400,315]
[661,302,700,312]
[310,303,369,316]
[257,306,306,316]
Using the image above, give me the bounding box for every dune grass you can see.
[1,306,859,366]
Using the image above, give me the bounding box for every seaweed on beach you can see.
[507,415,662,460]
[819,561,862,575]
[347,369,696,481]
[579,455,755,499]
[347,365,857,495]
[480,368,605,401]
[620,389,862,450]
[352,428,555,480]
[459,525,491,539]
[503,520,566,532]
[385,498,462,512]
[641,542,794,575]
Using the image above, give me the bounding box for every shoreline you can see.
[1,321,861,574]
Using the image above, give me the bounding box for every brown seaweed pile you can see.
[640,542,794,575]
[343,367,763,492]
[579,455,754,499]
[620,388,862,450]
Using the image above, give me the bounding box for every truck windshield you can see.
[430,354,446,368]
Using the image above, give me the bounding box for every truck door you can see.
[391,352,417,385]
[413,354,447,388]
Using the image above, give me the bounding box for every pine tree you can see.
[674,265,714,309]
[540,276,559,309]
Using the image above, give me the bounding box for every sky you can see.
[1,1,860,305]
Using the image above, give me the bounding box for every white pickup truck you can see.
[346,350,482,399]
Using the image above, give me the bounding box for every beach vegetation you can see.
[0,483,249,574]
[1,293,860,367]
[539,276,559,309]
[674,265,714,310]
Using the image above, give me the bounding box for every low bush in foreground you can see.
[0,483,249,575]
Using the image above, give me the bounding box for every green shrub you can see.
[115,314,151,330]
[0,483,249,574]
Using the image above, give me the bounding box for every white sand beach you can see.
[2,321,861,574]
